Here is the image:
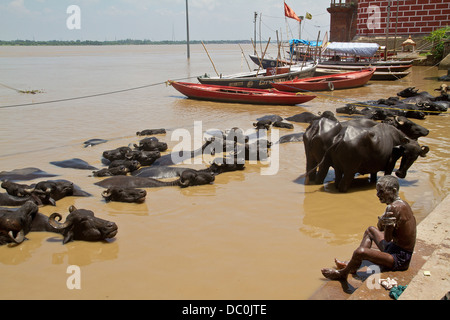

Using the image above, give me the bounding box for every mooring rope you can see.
[0,75,199,109]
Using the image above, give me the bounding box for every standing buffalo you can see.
[301,118,429,192]
[303,117,343,185]
[328,123,429,192]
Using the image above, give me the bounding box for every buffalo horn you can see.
[420,146,430,157]
[102,190,111,198]
[8,229,25,244]
[395,116,404,126]
[48,212,72,229]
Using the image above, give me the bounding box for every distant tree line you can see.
[0,39,253,46]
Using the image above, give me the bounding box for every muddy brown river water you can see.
[0,45,448,299]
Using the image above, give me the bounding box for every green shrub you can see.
[424,26,450,60]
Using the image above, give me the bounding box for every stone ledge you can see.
[309,194,450,300]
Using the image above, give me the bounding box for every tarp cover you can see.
[325,42,380,57]
[289,39,323,47]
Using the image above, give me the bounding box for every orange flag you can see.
[284,2,301,22]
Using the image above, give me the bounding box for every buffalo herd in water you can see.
[0,85,448,246]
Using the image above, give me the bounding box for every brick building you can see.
[328,0,450,41]
[327,1,358,42]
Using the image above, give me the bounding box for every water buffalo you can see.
[125,150,161,166]
[136,128,166,136]
[277,132,304,144]
[381,116,429,140]
[102,146,132,162]
[0,192,41,207]
[0,201,38,245]
[328,123,429,192]
[397,87,435,103]
[0,167,57,181]
[272,121,294,129]
[134,137,168,152]
[108,159,141,172]
[1,180,34,197]
[50,158,98,170]
[253,119,272,130]
[32,180,91,206]
[46,206,118,244]
[92,165,130,177]
[303,117,343,185]
[151,138,215,166]
[285,111,337,123]
[95,169,215,189]
[102,187,147,203]
[207,158,246,175]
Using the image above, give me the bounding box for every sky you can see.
[0,0,331,42]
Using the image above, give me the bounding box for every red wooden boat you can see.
[271,68,376,92]
[168,81,316,105]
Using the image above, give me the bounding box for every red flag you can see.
[284,2,301,22]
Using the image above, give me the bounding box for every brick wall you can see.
[357,0,450,36]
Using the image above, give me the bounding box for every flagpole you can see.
[186,0,190,59]
[253,12,258,55]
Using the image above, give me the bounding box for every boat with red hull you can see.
[168,81,316,105]
[271,68,375,92]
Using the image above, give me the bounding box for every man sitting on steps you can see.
[321,175,417,281]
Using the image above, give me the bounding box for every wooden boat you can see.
[316,42,413,80]
[271,68,376,92]
[168,81,316,105]
[317,62,412,73]
[315,67,410,81]
[197,62,317,89]
[369,71,411,80]
[248,54,298,69]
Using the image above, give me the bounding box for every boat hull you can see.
[197,63,317,89]
[272,68,375,92]
[169,81,316,105]
[316,60,412,80]
[249,54,298,69]
[315,67,411,81]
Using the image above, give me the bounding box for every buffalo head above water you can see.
[48,206,118,244]
[0,201,38,245]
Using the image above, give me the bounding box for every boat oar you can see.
[256,37,271,76]
[238,44,252,72]
[251,39,263,69]
[201,41,220,77]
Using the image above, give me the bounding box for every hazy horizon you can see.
[0,0,331,42]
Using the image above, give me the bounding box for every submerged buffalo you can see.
[0,202,118,245]
[33,179,91,206]
[43,206,118,244]
[95,169,215,189]
[1,180,35,197]
[0,201,38,245]
[102,187,147,203]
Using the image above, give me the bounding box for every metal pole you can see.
[385,0,391,61]
[253,12,258,54]
[186,0,190,59]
